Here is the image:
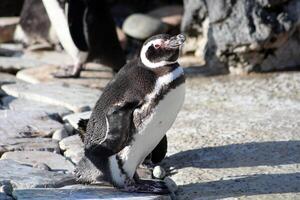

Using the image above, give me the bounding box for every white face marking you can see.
[140,39,178,68]
[42,0,87,64]
[108,66,185,181]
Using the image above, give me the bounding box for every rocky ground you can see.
[0,47,300,200]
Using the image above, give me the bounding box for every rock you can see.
[59,135,84,164]
[153,166,166,179]
[13,185,171,200]
[33,163,51,171]
[63,111,91,129]
[1,82,101,112]
[20,51,73,67]
[0,159,75,189]
[52,128,69,141]
[182,0,300,73]
[16,64,112,89]
[1,151,75,173]
[123,14,168,40]
[148,5,183,26]
[162,72,300,199]
[0,110,63,141]
[0,72,21,96]
[0,193,13,200]
[0,57,46,73]
[1,96,72,117]
[0,137,60,155]
[0,17,19,43]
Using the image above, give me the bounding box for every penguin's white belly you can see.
[121,83,185,179]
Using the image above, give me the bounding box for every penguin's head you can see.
[140,34,186,68]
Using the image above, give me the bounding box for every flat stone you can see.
[0,159,75,189]
[0,110,63,142]
[0,73,21,96]
[16,64,112,89]
[13,185,171,200]
[20,51,73,66]
[0,193,13,200]
[1,82,101,112]
[52,128,69,141]
[0,137,60,155]
[1,151,75,172]
[0,17,19,43]
[123,14,168,40]
[161,72,300,199]
[59,135,84,164]
[0,57,46,73]
[1,96,72,117]
[63,111,91,129]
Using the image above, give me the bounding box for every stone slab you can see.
[1,151,75,172]
[59,135,84,164]
[0,138,60,155]
[20,51,73,66]
[0,193,13,200]
[63,111,91,129]
[1,96,72,117]
[0,72,21,96]
[0,57,46,73]
[16,64,113,89]
[0,159,75,189]
[0,110,63,140]
[1,82,101,112]
[13,185,171,200]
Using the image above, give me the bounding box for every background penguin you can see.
[75,33,186,194]
[17,0,126,77]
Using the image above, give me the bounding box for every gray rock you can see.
[123,14,168,40]
[0,57,46,73]
[16,64,112,89]
[153,166,166,179]
[0,110,63,141]
[59,135,84,164]
[1,82,101,112]
[0,193,13,200]
[1,151,75,172]
[32,163,51,171]
[63,111,91,129]
[0,72,21,97]
[182,0,300,74]
[52,128,69,141]
[13,185,171,200]
[0,137,60,155]
[1,96,72,117]
[0,159,75,189]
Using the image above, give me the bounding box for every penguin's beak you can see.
[165,34,186,49]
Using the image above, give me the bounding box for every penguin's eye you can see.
[154,44,161,49]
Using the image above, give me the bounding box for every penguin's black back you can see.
[84,59,156,150]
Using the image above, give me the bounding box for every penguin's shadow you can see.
[162,140,300,198]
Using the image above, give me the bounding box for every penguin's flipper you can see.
[86,100,141,157]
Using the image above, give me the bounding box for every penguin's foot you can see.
[52,64,82,78]
[121,178,170,194]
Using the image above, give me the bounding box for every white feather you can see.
[140,39,177,68]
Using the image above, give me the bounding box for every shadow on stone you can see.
[164,140,300,169]
[179,172,300,199]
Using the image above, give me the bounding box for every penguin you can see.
[17,0,125,78]
[75,33,186,194]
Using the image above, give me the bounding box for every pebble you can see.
[153,166,166,179]
[123,14,168,40]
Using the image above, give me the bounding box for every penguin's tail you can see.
[77,118,89,142]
